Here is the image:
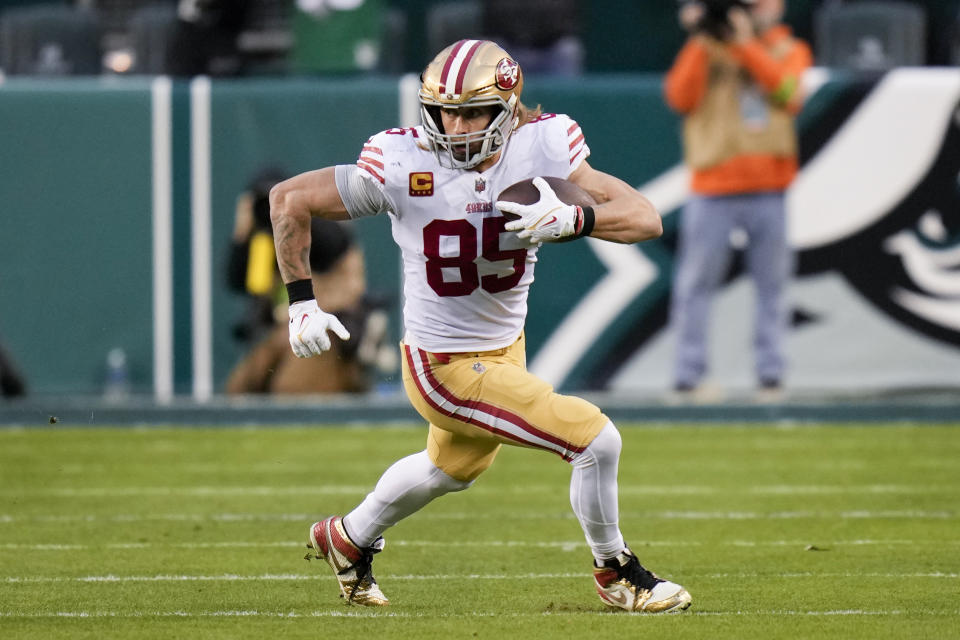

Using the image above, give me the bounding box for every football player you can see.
[271,39,691,613]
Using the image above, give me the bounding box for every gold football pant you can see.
[401,334,610,482]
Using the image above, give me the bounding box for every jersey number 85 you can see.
[424,217,525,297]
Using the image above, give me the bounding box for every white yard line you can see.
[0,510,955,524]
[3,538,957,552]
[0,484,948,498]
[0,609,954,619]
[4,571,957,584]
[418,509,959,520]
[0,486,372,497]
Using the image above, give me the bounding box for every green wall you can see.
[0,78,154,395]
[0,74,683,397]
[519,75,682,361]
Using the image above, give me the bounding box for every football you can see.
[496,176,597,220]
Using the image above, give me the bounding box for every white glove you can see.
[287,299,350,358]
[497,177,579,243]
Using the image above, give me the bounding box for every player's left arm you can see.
[567,160,663,244]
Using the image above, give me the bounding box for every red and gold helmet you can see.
[419,40,523,169]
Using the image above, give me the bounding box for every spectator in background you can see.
[225,215,371,394]
[225,168,373,394]
[482,0,583,75]
[226,167,289,346]
[664,0,812,397]
[166,0,248,76]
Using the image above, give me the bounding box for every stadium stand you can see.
[4,1,958,77]
[126,3,177,74]
[424,0,482,66]
[289,0,383,73]
[0,2,100,74]
[235,0,292,74]
[814,0,927,69]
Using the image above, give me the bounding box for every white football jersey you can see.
[353,113,590,352]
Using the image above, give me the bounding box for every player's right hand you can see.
[287,300,350,357]
[498,177,579,243]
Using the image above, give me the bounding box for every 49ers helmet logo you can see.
[495,58,520,90]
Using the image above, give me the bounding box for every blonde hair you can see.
[516,101,543,129]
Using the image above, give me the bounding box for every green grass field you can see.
[1,423,958,639]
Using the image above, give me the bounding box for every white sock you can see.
[343,450,471,548]
[569,421,626,562]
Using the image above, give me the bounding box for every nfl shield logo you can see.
[475,177,486,193]
[472,362,486,374]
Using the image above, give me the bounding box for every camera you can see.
[247,167,287,232]
[680,0,755,40]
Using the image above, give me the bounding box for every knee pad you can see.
[573,422,622,468]
[436,469,473,493]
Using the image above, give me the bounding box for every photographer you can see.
[664,0,812,398]
[226,167,289,345]
[225,168,377,395]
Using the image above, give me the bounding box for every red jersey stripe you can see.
[357,161,384,184]
[358,155,384,169]
[568,133,584,151]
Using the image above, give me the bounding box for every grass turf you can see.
[0,423,958,639]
